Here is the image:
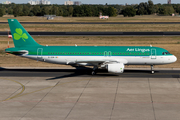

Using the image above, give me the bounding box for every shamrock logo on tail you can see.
[13,28,28,42]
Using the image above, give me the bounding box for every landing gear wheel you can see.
[92,71,96,75]
[151,65,154,74]
[92,66,98,75]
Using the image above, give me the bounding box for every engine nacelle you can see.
[107,63,124,73]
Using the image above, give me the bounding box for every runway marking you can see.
[1,76,179,102]
[20,79,61,120]
[2,78,91,101]
[110,78,119,120]
[148,78,157,120]
[0,78,25,102]
[65,77,92,119]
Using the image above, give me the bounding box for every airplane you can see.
[5,19,177,75]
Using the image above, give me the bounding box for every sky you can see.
[2,0,180,5]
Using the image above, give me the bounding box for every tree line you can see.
[0,4,117,17]
[0,0,180,17]
[122,0,180,17]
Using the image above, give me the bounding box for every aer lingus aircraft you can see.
[5,19,177,75]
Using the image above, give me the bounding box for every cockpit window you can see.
[162,52,171,55]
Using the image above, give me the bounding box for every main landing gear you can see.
[92,66,98,75]
[151,65,154,74]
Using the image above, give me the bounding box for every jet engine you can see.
[107,63,124,73]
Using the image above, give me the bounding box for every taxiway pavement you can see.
[0,67,180,120]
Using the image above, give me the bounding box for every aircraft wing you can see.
[75,58,128,65]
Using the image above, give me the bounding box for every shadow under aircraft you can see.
[0,67,179,79]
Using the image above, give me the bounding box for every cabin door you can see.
[104,51,111,57]
[151,49,156,59]
[37,48,43,60]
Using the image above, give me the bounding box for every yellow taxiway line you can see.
[0,78,25,102]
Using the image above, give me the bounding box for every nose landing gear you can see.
[151,65,154,74]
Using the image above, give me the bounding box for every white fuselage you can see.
[22,55,177,66]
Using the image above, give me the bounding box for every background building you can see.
[74,1,81,5]
[2,1,11,4]
[64,0,73,5]
[28,0,51,5]
[167,0,171,4]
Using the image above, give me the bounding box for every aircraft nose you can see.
[172,55,177,62]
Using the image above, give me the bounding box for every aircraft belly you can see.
[22,55,175,66]
[126,56,174,65]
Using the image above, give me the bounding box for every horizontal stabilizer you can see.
[5,50,28,55]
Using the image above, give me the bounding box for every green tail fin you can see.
[8,19,41,48]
